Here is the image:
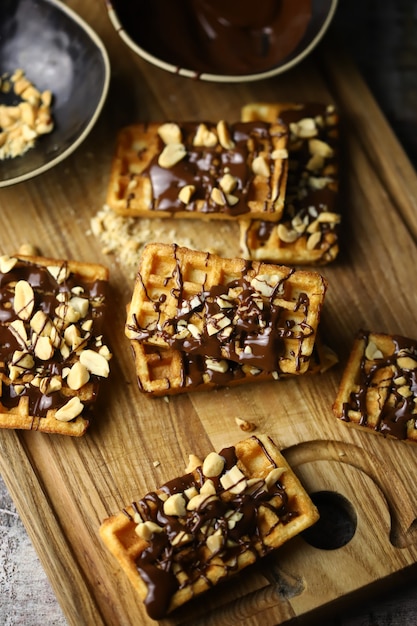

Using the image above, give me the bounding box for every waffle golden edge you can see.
[239,102,340,265]
[128,332,337,396]
[99,433,319,620]
[125,243,327,381]
[106,119,288,221]
[0,253,111,436]
[333,330,417,443]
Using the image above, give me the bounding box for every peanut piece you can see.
[67,361,90,390]
[235,417,256,432]
[251,155,270,177]
[13,280,34,320]
[211,187,226,206]
[200,479,216,495]
[163,493,187,517]
[365,340,384,361]
[217,120,235,149]
[220,465,247,494]
[171,530,193,547]
[69,295,89,318]
[205,358,229,373]
[178,184,196,204]
[47,264,70,284]
[397,356,417,370]
[306,231,322,250]
[0,255,17,273]
[79,349,110,377]
[135,521,163,540]
[265,467,285,490]
[193,123,217,147]
[207,530,223,554]
[9,350,34,380]
[186,493,218,511]
[250,274,277,298]
[34,335,55,360]
[219,173,237,194]
[202,452,225,478]
[309,138,334,158]
[9,320,28,347]
[157,122,182,145]
[158,142,187,168]
[39,376,62,395]
[185,454,202,473]
[277,223,299,243]
[54,396,84,421]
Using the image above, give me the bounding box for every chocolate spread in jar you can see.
[114,0,313,75]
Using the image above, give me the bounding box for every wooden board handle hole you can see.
[302,491,357,550]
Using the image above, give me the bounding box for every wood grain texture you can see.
[1,1,417,625]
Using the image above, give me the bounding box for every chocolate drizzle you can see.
[129,436,297,620]
[341,330,417,440]
[129,247,314,374]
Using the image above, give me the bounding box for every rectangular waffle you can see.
[333,330,417,443]
[0,253,111,436]
[129,332,337,396]
[106,120,288,221]
[126,243,327,376]
[239,102,339,265]
[99,433,319,620]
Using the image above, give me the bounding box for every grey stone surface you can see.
[0,476,67,625]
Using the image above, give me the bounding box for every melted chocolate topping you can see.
[126,436,298,619]
[341,330,417,440]
[113,0,313,76]
[139,121,286,217]
[0,260,107,417]
[246,103,339,248]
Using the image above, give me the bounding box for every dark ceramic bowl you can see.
[0,0,110,187]
[106,0,338,82]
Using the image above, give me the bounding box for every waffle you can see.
[0,253,111,436]
[106,120,288,221]
[333,330,417,443]
[126,243,327,376]
[99,433,319,620]
[129,332,337,396]
[239,102,339,265]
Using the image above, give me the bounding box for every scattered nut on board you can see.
[235,417,257,432]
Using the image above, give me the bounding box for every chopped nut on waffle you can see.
[126,243,327,376]
[0,253,111,436]
[333,330,417,443]
[128,332,336,396]
[106,119,288,221]
[239,102,339,265]
[99,434,319,620]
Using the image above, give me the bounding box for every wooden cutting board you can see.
[1,2,417,625]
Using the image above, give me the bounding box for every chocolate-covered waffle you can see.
[240,102,339,265]
[106,119,288,221]
[129,332,336,396]
[333,330,417,443]
[126,243,327,376]
[99,434,319,619]
[0,253,111,436]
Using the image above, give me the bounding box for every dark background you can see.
[333,0,417,165]
[327,2,417,623]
